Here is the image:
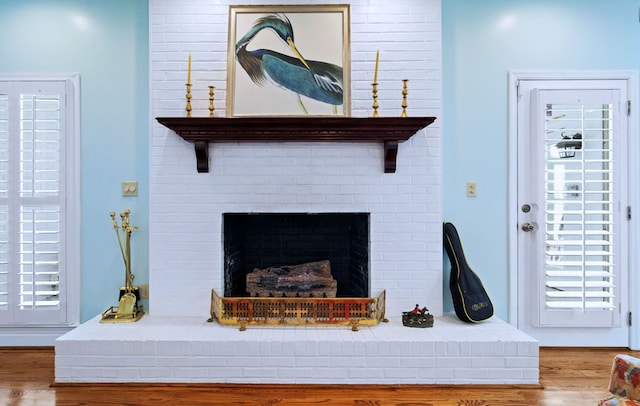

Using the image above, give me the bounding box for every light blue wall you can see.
[442,0,640,320]
[0,0,149,322]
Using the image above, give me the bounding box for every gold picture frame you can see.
[227,4,351,117]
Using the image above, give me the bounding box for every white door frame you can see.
[507,70,639,349]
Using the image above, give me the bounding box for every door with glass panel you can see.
[516,79,630,346]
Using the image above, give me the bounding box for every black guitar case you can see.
[443,222,493,323]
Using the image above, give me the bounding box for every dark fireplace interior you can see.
[223,213,369,298]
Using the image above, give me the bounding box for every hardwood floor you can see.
[1,347,638,405]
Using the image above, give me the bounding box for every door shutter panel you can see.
[0,92,8,311]
[0,81,67,324]
[533,87,625,328]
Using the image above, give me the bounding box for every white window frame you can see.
[0,75,80,345]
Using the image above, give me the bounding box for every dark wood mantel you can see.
[155,116,436,173]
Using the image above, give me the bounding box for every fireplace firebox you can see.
[223,213,369,298]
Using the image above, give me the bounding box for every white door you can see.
[514,76,633,346]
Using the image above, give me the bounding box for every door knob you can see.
[521,222,535,232]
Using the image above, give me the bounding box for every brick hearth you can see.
[55,314,538,384]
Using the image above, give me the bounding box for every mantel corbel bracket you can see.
[194,141,209,173]
[383,140,399,173]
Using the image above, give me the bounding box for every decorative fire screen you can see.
[209,290,387,331]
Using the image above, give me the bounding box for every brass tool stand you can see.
[101,209,144,323]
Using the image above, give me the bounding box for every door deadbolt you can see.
[521,204,531,213]
[521,222,535,232]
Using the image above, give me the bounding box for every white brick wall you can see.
[149,0,443,319]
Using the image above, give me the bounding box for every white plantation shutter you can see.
[534,87,625,328]
[0,80,73,325]
[545,104,615,310]
[0,93,8,311]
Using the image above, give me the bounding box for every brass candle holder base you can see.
[208,85,215,117]
[401,79,408,118]
[185,83,192,117]
[372,82,379,117]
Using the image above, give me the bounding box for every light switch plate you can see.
[122,181,138,197]
[466,181,477,197]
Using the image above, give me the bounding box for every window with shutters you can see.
[0,78,79,327]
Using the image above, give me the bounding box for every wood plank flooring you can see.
[1,347,638,405]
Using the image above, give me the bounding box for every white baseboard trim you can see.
[0,325,76,346]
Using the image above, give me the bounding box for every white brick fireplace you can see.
[55,0,538,384]
[149,0,445,320]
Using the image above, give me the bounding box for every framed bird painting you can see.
[227,4,351,117]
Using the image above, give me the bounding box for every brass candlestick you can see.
[401,79,408,118]
[208,85,215,117]
[185,83,192,117]
[372,82,380,117]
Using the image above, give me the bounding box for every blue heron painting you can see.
[234,13,344,115]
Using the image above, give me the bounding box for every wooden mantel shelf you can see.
[155,116,436,173]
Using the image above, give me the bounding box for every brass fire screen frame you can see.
[209,290,387,331]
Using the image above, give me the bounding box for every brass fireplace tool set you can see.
[101,209,144,323]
